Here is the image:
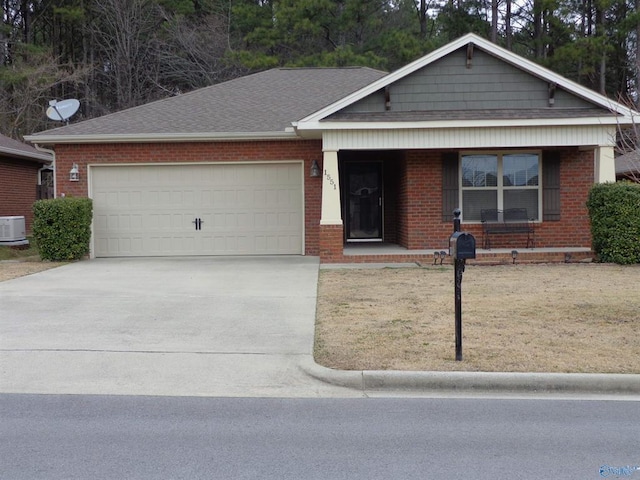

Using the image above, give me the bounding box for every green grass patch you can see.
[0,237,41,261]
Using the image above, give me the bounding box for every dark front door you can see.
[344,161,383,242]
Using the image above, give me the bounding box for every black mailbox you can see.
[449,232,476,260]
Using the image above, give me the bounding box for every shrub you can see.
[587,182,640,264]
[32,197,93,261]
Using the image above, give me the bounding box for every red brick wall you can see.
[54,140,323,255]
[396,148,594,251]
[53,142,595,261]
[0,158,41,233]
[319,224,344,262]
[459,148,594,249]
[399,151,453,250]
[544,148,593,247]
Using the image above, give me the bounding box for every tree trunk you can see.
[491,0,498,43]
[1,0,8,65]
[637,0,640,105]
[20,0,29,44]
[419,0,427,38]
[596,3,606,94]
[534,0,543,58]
[505,0,512,49]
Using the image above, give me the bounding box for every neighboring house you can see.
[615,150,640,182]
[0,134,53,233]
[25,34,636,263]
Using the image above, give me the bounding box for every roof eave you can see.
[295,115,631,132]
[24,130,300,145]
[0,146,52,163]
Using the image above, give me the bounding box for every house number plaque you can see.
[324,170,337,190]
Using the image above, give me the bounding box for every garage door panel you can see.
[92,163,303,257]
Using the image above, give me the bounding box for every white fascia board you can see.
[297,33,638,124]
[24,131,300,145]
[296,115,633,132]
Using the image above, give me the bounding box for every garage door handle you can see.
[192,218,203,230]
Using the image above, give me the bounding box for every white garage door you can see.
[91,163,303,257]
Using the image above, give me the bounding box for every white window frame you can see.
[459,150,542,222]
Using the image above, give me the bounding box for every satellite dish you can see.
[46,99,80,123]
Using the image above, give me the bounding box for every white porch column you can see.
[320,150,342,225]
[595,146,616,183]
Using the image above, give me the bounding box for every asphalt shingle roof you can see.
[0,133,51,162]
[31,67,388,138]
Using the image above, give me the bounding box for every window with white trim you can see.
[461,152,540,221]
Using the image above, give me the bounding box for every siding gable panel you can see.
[343,48,599,114]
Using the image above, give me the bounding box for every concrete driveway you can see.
[0,257,357,397]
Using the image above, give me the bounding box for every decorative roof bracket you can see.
[548,82,556,107]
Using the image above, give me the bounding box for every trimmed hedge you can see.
[587,182,640,264]
[32,197,93,261]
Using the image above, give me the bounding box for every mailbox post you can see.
[449,209,476,361]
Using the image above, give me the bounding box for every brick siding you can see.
[459,148,594,249]
[54,140,323,255]
[321,148,594,263]
[54,141,594,262]
[0,158,42,233]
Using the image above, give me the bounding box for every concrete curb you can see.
[299,357,640,395]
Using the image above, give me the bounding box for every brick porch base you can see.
[322,244,593,265]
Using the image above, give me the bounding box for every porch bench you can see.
[480,208,535,249]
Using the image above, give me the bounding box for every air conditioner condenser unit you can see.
[0,216,28,245]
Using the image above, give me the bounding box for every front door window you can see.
[345,162,383,241]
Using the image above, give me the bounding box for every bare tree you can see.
[89,0,164,111]
[636,0,640,107]
[153,13,243,93]
[615,106,640,183]
[0,45,87,138]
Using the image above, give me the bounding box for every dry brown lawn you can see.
[314,264,640,374]
[0,261,65,282]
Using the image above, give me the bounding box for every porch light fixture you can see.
[310,160,321,178]
[511,250,518,264]
[69,163,80,182]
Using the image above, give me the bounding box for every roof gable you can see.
[297,33,636,125]
[342,47,596,114]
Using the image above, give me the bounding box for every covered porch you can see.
[292,35,635,265]
[317,146,606,264]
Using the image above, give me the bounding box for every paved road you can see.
[1,394,638,480]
